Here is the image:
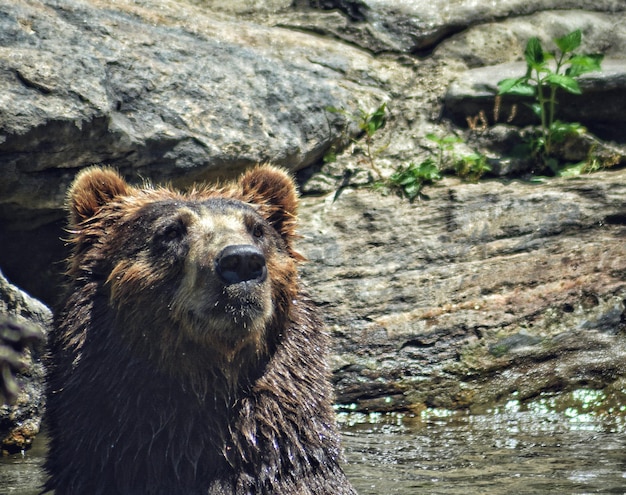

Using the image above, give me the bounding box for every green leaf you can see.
[399,176,415,186]
[417,160,441,181]
[545,74,581,94]
[528,102,543,117]
[325,106,344,114]
[524,37,545,68]
[404,183,421,200]
[441,135,463,145]
[497,78,535,96]
[366,103,387,135]
[555,30,582,54]
[549,120,585,142]
[566,54,604,77]
[558,161,586,177]
[323,152,337,163]
[498,77,522,94]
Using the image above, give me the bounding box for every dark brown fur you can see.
[44,166,356,495]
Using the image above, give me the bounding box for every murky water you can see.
[1,392,625,494]
[340,392,626,495]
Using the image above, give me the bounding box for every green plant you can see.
[326,103,387,177]
[387,131,491,201]
[388,159,441,201]
[455,152,491,182]
[426,133,463,169]
[498,29,603,170]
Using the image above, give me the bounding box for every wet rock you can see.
[0,271,49,454]
[0,317,44,406]
[444,60,626,142]
[1,0,626,416]
[298,168,626,411]
[488,331,542,358]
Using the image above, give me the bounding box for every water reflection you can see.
[1,394,625,494]
[0,433,46,495]
[340,399,626,495]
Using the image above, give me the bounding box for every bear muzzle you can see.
[215,244,267,285]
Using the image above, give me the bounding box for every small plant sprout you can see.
[426,133,463,169]
[388,131,490,201]
[387,132,455,201]
[455,153,491,182]
[326,103,388,178]
[389,159,441,201]
[498,29,603,170]
[425,133,490,182]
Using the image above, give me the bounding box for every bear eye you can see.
[157,218,187,243]
[252,224,264,239]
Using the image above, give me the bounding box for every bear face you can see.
[64,166,302,376]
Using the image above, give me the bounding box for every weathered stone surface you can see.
[298,168,626,411]
[444,59,626,141]
[0,0,385,224]
[0,271,49,454]
[292,0,626,53]
[0,0,389,302]
[438,10,626,141]
[433,10,626,67]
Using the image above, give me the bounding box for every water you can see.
[340,395,626,495]
[1,394,625,494]
[0,434,46,495]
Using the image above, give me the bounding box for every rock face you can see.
[0,0,625,416]
[298,168,626,411]
[0,271,49,454]
[0,0,378,220]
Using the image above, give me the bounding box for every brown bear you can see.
[43,166,357,495]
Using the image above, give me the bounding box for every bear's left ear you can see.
[239,166,299,248]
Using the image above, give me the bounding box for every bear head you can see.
[65,165,303,378]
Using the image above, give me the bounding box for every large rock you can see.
[0,271,49,454]
[444,59,626,142]
[299,7,626,191]
[438,10,626,141]
[289,0,626,53]
[433,10,626,67]
[298,168,626,411]
[0,0,385,226]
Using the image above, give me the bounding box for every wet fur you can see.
[44,166,356,495]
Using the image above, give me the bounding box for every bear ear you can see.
[68,167,131,226]
[239,165,299,245]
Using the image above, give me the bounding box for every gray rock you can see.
[0,0,391,301]
[488,331,542,357]
[444,59,626,141]
[298,168,626,411]
[0,271,49,454]
[434,10,626,67]
[0,0,385,225]
[295,0,626,53]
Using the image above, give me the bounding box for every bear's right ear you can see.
[68,167,130,225]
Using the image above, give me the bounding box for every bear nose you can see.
[215,245,267,284]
